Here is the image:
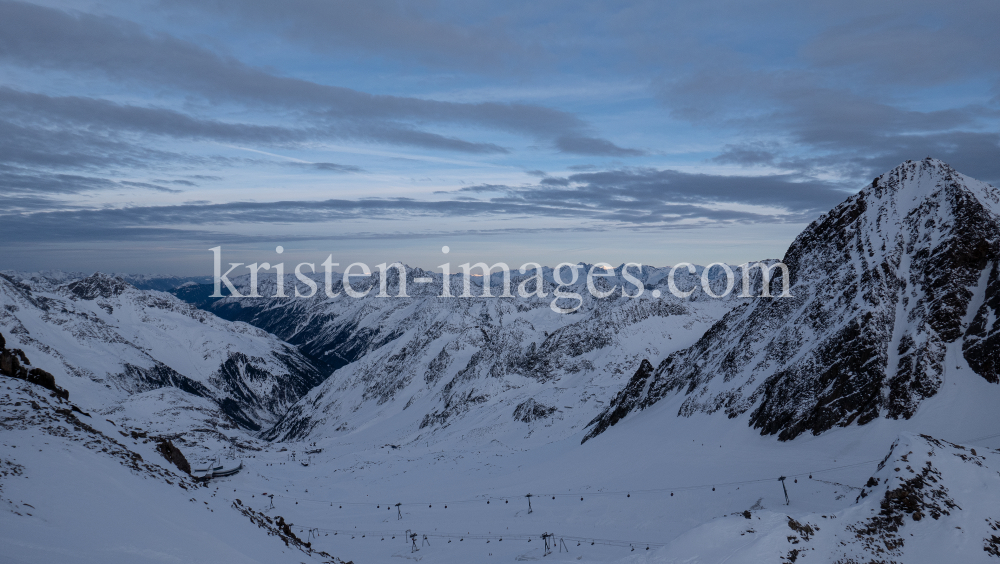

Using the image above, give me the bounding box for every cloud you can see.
[539,177,570,186]
[287,162,364,173]
[163,0,536,73]
[0,194,64,211]
[0,87,305,144]
[2,0,998,268]
[0,87,513,156]
[334,123,510,154]
[712,142,779,167]
[0,1,631,155]
[0,118,191,170]
[460,168,852,214]
[154,179,198,187]
[800,4,1000,86]
[661,66,1000,182]
[0,165,857,244]
[0,166,203,197]
[119,181,184,194]
[555,136,645,157]
[0,165,120,194]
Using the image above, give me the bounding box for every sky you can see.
[1,0,999,275]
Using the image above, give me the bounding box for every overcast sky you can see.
[1,0,998,275]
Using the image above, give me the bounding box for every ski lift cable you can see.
[220,490,667,548]
[228,428,996,508]
[230,454,880,506]
[242,520,671,549]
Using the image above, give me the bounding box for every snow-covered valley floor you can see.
[6,342,996,564]
[204,400,1000,564]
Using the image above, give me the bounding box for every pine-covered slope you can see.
[585,158,1000,442]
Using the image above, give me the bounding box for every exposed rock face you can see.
[512,398,558,423]
[585,158,1000,442]
[248,265,754,442]
[26,368,57,394]
[0,331,69,399]
[0,347,22,378]
[823,433,985,562]
[1,375,197,489]
[155,438,192,475]
[583,359,653,439]
[67,272,131,300]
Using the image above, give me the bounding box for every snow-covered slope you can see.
[587,158,1000,442]
[181,264,765,444]
[631,433,1000,564]
[0,272,327,433]
[0,372,347,564]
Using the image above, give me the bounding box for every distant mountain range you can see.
[172,262,766,443]
[4,158,998,449]
[0,270,213,292]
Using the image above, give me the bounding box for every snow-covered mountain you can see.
[174,263,770,444]
[1,270,213,292]
[0,272,327,433]
[586,157,1000,442]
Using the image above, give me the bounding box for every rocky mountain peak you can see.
[872,157,999,210]
[585,159,1000,443]
[66,272,133,300]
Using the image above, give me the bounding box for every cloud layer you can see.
[0,0,997,271]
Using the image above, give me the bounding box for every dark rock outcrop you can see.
[155,438,191,475]
[582,359,653,441]
[0,332,69,399]
[512,398,559,423]
[66,273,132,300]
[27,368,58,394]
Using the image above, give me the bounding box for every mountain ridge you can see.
[0,271,327,434]
[585,157,1000,442]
